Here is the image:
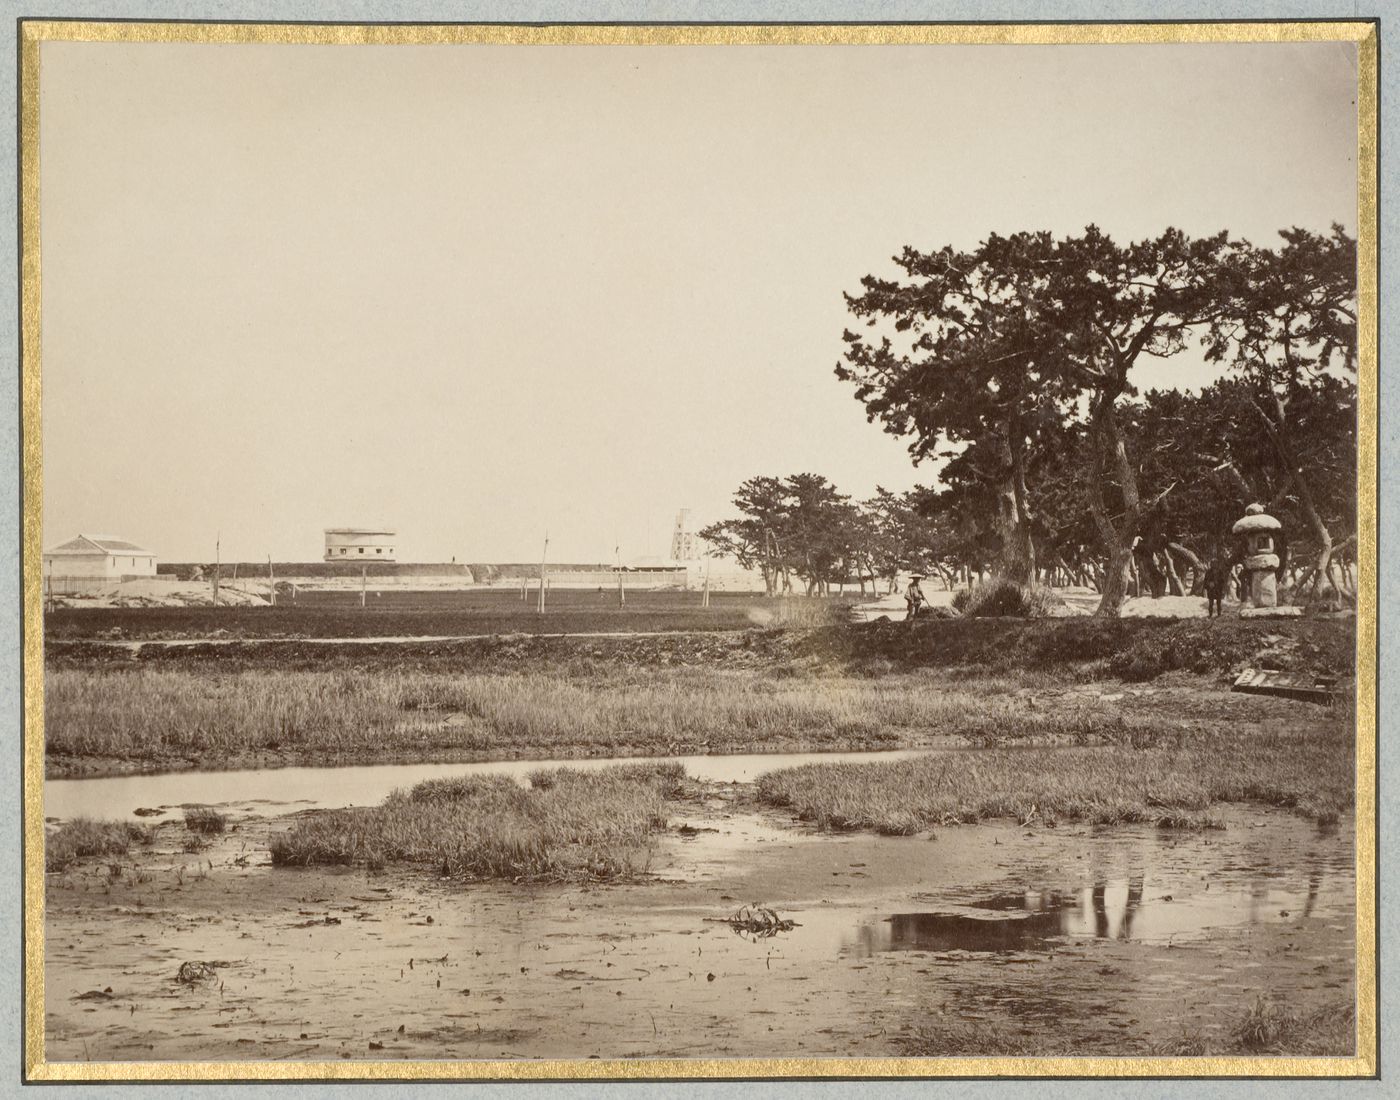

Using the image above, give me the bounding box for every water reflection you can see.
[854,869,1342,955]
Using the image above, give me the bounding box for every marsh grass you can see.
[898,996,1354,1057]
[183,807,227,834]
[894,1019,1080,1056]
[46,818,153,872]
[1229,995,1355,1055]
[45,666,1152,769]
[1147,997,1355,1057]
[756,714,1352,832]
[268,763,683,882]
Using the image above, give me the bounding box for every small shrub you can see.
[765,598,858,629]
[184,807,227,835]
[955,578,1064,618]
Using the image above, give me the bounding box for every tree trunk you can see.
[1157,550,1184,597]
[992,425,1037,586]
[1168,542,1206,596]
[1086,394,1141,617]
[1099,545,1134,616]
[1252,398,1343,608]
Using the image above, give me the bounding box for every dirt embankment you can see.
[805,616,1356,683]
[46,616,1355,685]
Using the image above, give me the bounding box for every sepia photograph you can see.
[21,19,1378,1081]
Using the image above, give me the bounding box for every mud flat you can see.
[45,784,1353,1062]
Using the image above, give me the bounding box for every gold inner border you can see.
[19,18,1380,1083]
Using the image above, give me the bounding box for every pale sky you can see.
[39,40,1358,563]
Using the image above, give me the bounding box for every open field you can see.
[43,591,852,641]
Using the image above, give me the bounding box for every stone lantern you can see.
[1230,504,1294,615]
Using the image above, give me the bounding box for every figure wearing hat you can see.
[905,575,930,621]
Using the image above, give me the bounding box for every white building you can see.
[324,527,397,562]
[43,534,157,581]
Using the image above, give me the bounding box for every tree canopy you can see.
[832,224,1357,614]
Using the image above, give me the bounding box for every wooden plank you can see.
[1232,667,1337,704]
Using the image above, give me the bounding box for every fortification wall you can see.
[160,562,474,581]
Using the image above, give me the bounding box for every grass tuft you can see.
[46,818,153,872]
[1231,995,1355,1055]
[183,806,227,834]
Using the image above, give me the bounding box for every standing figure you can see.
[905,575,928,621]
[1203,556,1232,618]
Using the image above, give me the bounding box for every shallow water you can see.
[44,748,936,823]
[848,871,1351,953]
[674,809,1354,957]
[44,802,1355,1061]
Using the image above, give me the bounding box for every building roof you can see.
[324,528,396,536]
[45,534,154,556]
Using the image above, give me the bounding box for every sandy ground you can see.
[45,787,1353,1063]
[51,579,269,609]
[854,586,1243,622]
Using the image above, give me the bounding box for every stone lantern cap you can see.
[1232,512,1282,535]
